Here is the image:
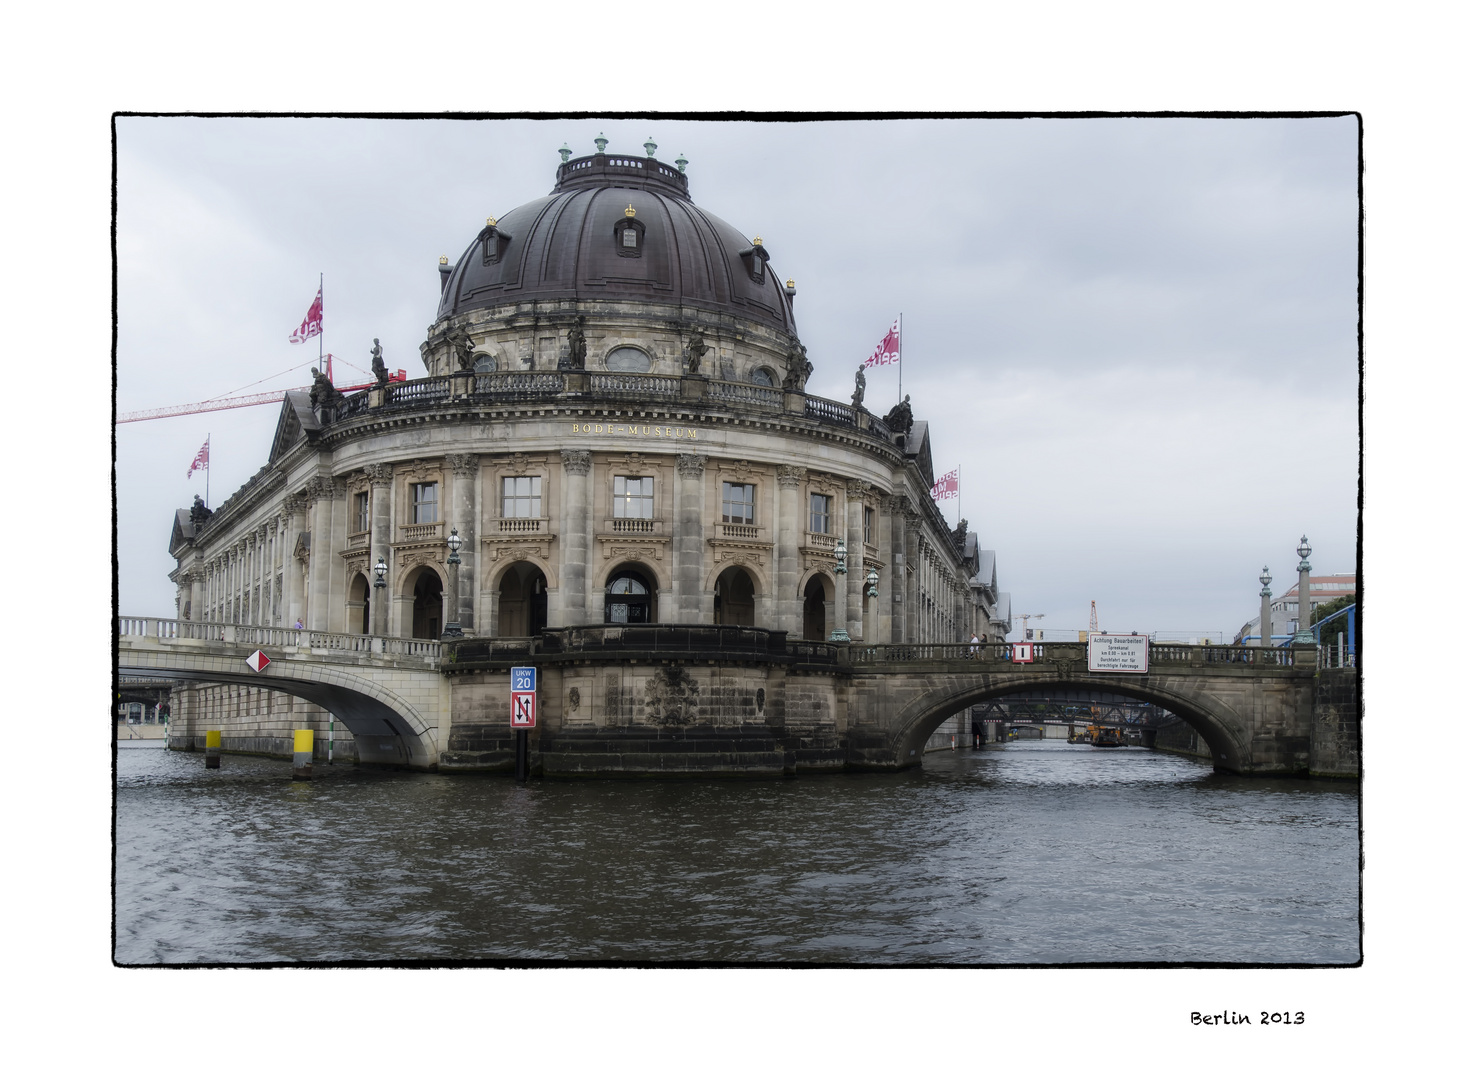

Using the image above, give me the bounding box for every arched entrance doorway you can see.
[714,566,756,625]
[411,568,443,639]
[802,575,831,640]
[498,562,549,637]
[605,566,653,624]
[348,573,370,634]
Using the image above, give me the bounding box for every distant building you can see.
[1235,574,1355,644]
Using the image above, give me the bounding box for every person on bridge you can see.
[969,633,980,657]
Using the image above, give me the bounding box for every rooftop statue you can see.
[883,394,914,436]
[445,327,477,373]
[566,320,587,371]
[370,338,389,386]
[782,345,812,391]
[851,364,866,410]
[309,367,343,410]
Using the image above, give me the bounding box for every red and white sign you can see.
[187,437,210,479]
[246,649,272,672]
[864,318,901,368]
[289,288,323,343]
[1011,643,1034,663]
[931,467,959,501]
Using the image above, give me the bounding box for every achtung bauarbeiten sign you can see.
[1087,634,1150,673]
[510,666,537,729]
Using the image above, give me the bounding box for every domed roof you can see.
[437,152,798,336]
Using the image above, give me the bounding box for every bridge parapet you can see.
[848,640,1307,670]
[117,618,442,665]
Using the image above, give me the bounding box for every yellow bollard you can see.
[293,728,314,780]
[205,729,221,769]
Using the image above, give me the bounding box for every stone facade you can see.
[162,149,1010,772]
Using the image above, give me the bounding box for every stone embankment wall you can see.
[166,685,357,763]
[1311,668,1359,780]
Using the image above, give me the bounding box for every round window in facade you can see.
[605,346,652,373]
[750,367,776,387]
[473,353,497,373]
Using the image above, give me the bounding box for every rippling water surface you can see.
[114,743,1359,965]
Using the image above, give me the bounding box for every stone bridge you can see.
[116,618,447,768]
[118,619,1350,778]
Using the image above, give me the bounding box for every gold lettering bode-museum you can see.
[164,142,1012,773]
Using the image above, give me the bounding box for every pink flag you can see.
[187,437,210,479]
[864,318,900,368]
[931,467,958,501]
[289,288,323,343]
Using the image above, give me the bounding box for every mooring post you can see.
[205,728,221,769]
[293,728,314,780]
[515,729,529,782]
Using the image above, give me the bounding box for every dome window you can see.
[750,367,776,387]
[481,217,510,265]
[604,346,652,374]
[741,237,769,284]
[614,205,646,258]
[472,352,497,373]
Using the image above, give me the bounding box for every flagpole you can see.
[318,272,324,375]
[205,434,210,509]
[898,312,903,405]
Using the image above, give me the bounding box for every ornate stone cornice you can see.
[777,465,803,488]
[561,449,591,476]
[676,453,707,478]
[283,494,307,515]
[447,453,479,478]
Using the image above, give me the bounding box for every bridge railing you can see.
[117,618,443,661]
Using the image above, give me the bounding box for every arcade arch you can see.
[714,565,756,625]
[497,561,549,637]
[605,564,654,624]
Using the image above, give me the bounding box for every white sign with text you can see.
[1088,634,1150,673]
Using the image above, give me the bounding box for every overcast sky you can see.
[116,115,1358,638]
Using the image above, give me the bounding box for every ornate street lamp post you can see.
[865,567,879,598]
[829,537,850,643]
[443,527,463,639]
[372,555,388,636]
[1259,565,1274,647]
[1293,536,1315,644]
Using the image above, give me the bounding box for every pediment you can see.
[268,390,322,465]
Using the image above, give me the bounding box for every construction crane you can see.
[1089,601,1099,634]
[115,355,406,424]
[1012,613,1046,641]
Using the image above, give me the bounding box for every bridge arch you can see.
[887,672,1249,772]
[116,655,441,769]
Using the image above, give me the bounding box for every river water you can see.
[113,741,1360,965]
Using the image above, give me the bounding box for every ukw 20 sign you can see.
[510,666,537,729]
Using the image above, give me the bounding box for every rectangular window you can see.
[411,481,438,524]
[355,492,369,534]
[864,506,875,545]
[502,475,542,518]
[613,475,655,519]
[722,482,755,524]
[809,493,831,534]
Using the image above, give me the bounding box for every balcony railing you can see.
[719,523,760,540]
[607,518,660,534]
[400,521,444,543]
[708,380,784,408]
[497,516,550,534]
[589,372,681,398]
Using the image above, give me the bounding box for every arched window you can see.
[473,352,496,373]
[605,568,652,624]
[605,346,652,373]
[750,367,776,387]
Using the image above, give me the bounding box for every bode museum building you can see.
[163,142,1011,773]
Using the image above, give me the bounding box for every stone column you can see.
[904,510,921,643]
[675,454,708,623]
[1294,536,1314,644]
[246,533,259,624]
[887,496,908,643]
[845,480,866,641]
[775,466,802,636]
[367,465,393,636]
[306,476,334,630]
[283,495,307,629]
[558,450,591,627]
[1259,567,1274,647]
[447,453,479,633]
[327,479,349,632]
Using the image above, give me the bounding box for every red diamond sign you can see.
[246,649,272,673]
